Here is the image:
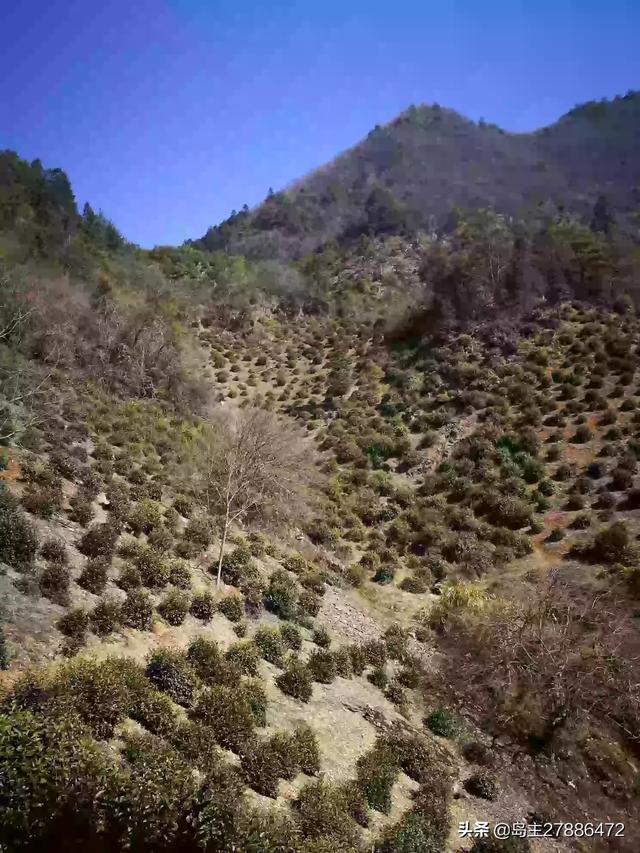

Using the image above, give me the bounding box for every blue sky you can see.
[1,0,638,247]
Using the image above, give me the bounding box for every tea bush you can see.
[225,640,260,676]
[308,649,337,684]
[39,563,71,606]
[264,568,299,620]
[158,588,191,625]
[187,637,238,686]
[77,558,109,594]
[89,597,121,636]
[218,592,245,622]
[276,656,314,702]
[190,590,216,621]
[120,588,153,630]
[280,622,303,650]
[0,483,38,567]
[146,648,198,707]
[191,684,258,752]
[254,626,286,666]
[356,739,399,813]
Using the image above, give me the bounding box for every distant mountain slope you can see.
[192,91,640,259]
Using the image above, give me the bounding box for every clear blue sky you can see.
[1,0,638,247]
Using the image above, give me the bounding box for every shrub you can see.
[385,681,408,707]
[264,568,299,620]
[464,770,500,801]
[242,679,267,727]
[56,607,89,640]
[173,494,193,517]
[276,657,313,702]
[52,656,144,738]
[424,708,460,738]
[168,559,191,589]
[145,648,198,706]
[225,640,260,676]
[367,667,388,689]
[384,730,443,784]
[0,483,38,567]
[356,739,399,813]
[219,546,257,586]
[78,558,109,594]
[333,647,353,678]
[148,525,174,552]
[254,626,286,666]
[117,564,142,591]
[90,598,121,636]
[187,637,237,686]
[128,499,163,535]
[69,491,95,526]
[78,522,120,559]
[182,514,215,549]
[133,544,170,588]
[292,724,321,775]
[39,563,70,606]
[190,590,216,621]
[308,649,337,684]
[22,482,63,518]
[573,424,593,444]
[591,521,630,563]
[384,624,409,659]
[349,645,367,675]
[169,720,221,770]
[158,589,191,626]
[299,589,321,617]
[241,738,283,797]
[130,688,178,738]
[191,685,257,752]
[296,779,360,846]
[312,626,331,648]
[218,593,245,622]
[121,589,153,630]
[40,538,67,564]
[280,622,303,650]
[373,566,395,584]
[233,620,247,637]
[363,639,387,668]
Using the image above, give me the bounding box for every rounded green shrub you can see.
[308,649,337,684]
[276,657,313,702]
[121,589,153,630]
[190,590,216,622]
[158,589,191,626]
[254,626,285,666]
[145,648,198,706]
[218,593,245,622]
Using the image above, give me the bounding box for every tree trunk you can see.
[216,512,229,587]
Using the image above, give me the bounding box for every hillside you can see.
[193,92,640,260]
[1,107,640,853]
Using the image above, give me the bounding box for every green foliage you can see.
[276,656,314,702]
[78,522,120,560]
[225,640,260,676]
[56,607,89,641]
[89,597,121,636]
[299,588,321,617]
[312,625,331,648]
[128,498,163,535]
[264,568,299,620]
[77,558,109,594]
[355,739,399,813]
[191,684,258,751]
[158,588,191,626]
[280,622,303,650]
[39,562,70,606]
[308,648,337,684]
[424,708,461,738]
[0,482,37,567]
[464,770,500,800]
[296,779,361,847]
[190,590,216,621]
[218,592,245,622]
[187,637,238,686]
[120,588,153,630]
[145,648,198,706]
[219,545,257,585]
[254,626,286,666]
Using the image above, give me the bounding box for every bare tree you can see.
[199,407,313,585]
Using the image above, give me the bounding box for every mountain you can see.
[193,91,640,259]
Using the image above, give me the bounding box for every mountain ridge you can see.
[193,91,640,260]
